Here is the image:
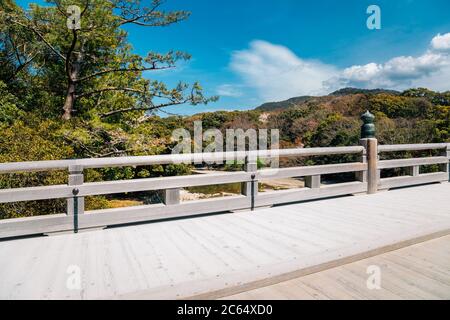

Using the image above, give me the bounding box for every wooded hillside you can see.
[0,1,449,218]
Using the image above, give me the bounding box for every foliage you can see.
[0,0,217,120]
[0,118,73,218]
[0,2,449,220]
[402,88,450,106]
[0,0,214,218]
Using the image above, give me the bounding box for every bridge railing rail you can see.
[377,143,449,190]
[0,146,367,238]
[0,140,448,239]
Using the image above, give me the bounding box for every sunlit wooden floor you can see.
[222,235,450,300]
[0,183,449,300]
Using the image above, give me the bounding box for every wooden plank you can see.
[257,146,364,158]
[258,163,366,180]
[405,165,420,177]
[0,147,365,174]
[378,143,448,152]
[0,184,72,203]
[161,189,181,205]
[176,220,256,271]
[79,195,250,230]
[0,159,73,174]
[296,272,364,299]
[188,228,450,300]
[378,157,448,169]
[0,195,249,238]
[383,253,450,287]
[305,175,320,189]
[256,182,367,207]
[379,172,448,189]
[0,172,251,204]
[192,218,278,268]
[0,214,73,238]
[216,233,450,301]
[79,172,251,197]
[0,162,366,204]
[1,183,450,299]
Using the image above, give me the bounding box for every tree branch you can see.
[65,136,134,158]
[9,18,66,62]
[116,0,189,27]
[100,100,189,118]
[75,87,147,98]
[117,1,162,26]
[6,52,38,82]
[75,65,174,82]
[118,19,184,27]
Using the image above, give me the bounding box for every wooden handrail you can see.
[378,157,448,169]
[378,143,449,152]
[0,142,448,239]
[0,146,364,174]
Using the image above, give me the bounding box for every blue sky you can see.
[17,0,450,114]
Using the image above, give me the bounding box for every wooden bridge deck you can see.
[222,235,450,300]
[0,183,449,300]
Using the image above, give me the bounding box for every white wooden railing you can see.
[378,143,449,190]
[0,141,448,239]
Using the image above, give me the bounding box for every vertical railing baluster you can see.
[242,153,258,210]
[406,166,420,177]
[305,175,320,189]
[442,144,450,182]
[161,189,181,205]
[67,165,84,216]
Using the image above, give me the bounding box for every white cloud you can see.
[226,33,450,103]
[431,33,450,51]
[216,84,243,97]
[229,40,338,101]
[342,63,382,82]
[331,50,450,90]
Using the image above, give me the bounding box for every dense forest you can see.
[0,1,449,219]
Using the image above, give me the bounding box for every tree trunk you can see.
[62,81,76,120]
[62,35,84,120]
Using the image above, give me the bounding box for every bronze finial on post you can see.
[361,110,376,139]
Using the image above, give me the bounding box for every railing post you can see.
[359,139,378,194]
[242,153,258,210]
[360,111,378,194]
[305,175,320,189]
[161,189,181,205]
[442,144,450,182]
[67,165,84,215]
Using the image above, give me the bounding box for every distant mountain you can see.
[255,96,313,111]
[255,88,401,111]
[329,87,401,96]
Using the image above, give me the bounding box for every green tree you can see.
[1,0,216,120]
